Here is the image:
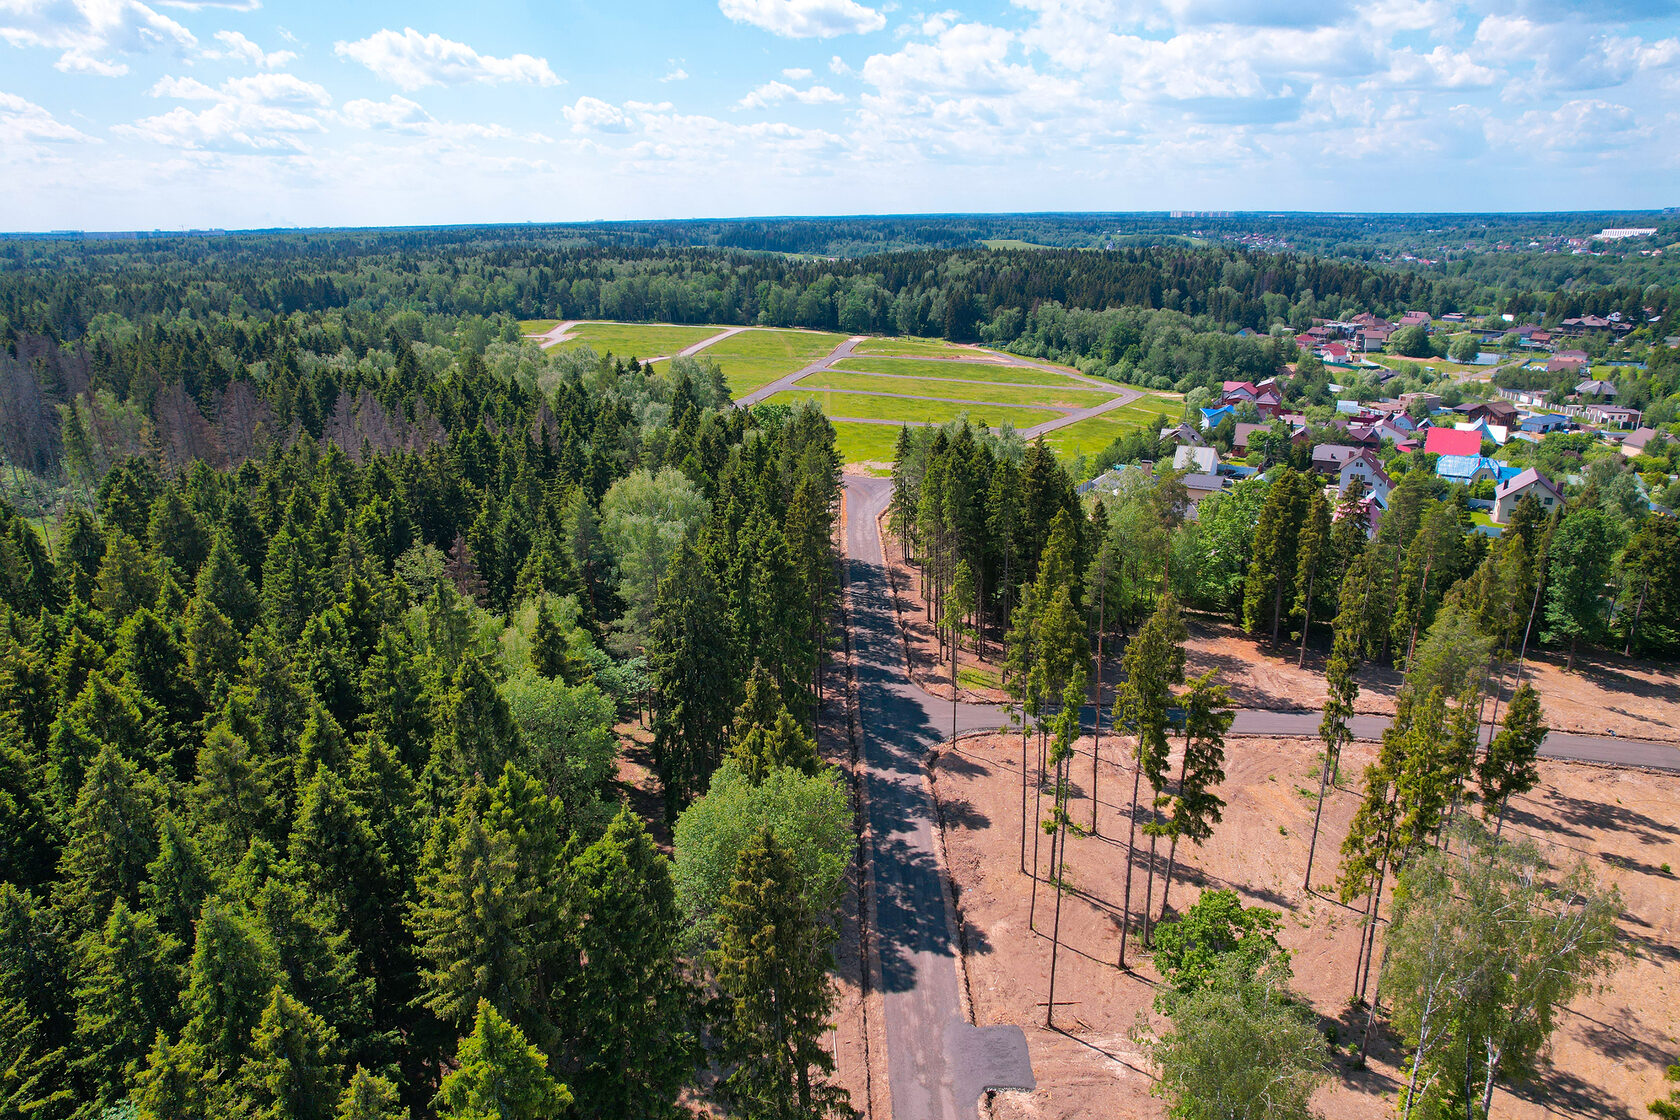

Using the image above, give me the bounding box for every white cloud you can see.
[340,93,550,144]
[0,0,196,76]
[0,89,95,142]
[563,95,635,133]
[718,0,886,39]
[120,68,332,152]
[661,58,688,81]
[782,66,812,79]
[155,0,258,9]
[334,27,561,91]
[206,30,295,68]
[1515,98,1650,152]
[737,80,845,108]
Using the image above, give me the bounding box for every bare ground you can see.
[1187,617,1680,743]
[929,731,1680,1120]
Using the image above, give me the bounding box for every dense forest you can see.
[0,301,858,1117]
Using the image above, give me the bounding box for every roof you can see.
[1173,445,1218,473]
[1495,468,1562,502]
[1342,448,1392,485]
[1435,454,1501,480]
[1422,427,1484,457]
[1182,473,1226,493]
[1312,443,1362,465]
[1622,426,1659,450]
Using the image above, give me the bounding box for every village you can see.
[1084,306,1676,538]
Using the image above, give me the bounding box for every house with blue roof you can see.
[1519,413,1569,434]
[1434,454,1502,486]
[1200,405,1234,430]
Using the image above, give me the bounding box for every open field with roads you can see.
[798,369,1116,409]
[762,388,1060,429]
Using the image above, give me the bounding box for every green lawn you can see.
[705,328,846,362]
[979,239,1056,250]
[833,356,1080,388]
[851,337,994,359]
[799,368,1115,409]
[554,322,724,359]
[518,319,562,335]
[762,389,1062,430]
[830,422,904,467]
[717,357,811,396]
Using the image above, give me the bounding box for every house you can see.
[1338,449,1392,505]
[1222,380,1258,402]
[1399,392,1442,413]
[1455,420,1509,447]
[1583,404,1641,429]
[1232,422,1266,454]
[1493,469,1563,523]
[1399,310,1432,328]
[1200,405,1235,430]
[1435,454,1503,487]
[1319,342,1353,363]
[1456,399,1517,425]
[1422,426,1485,457]
[1173,444,1218,473]
[1620,427,1663,457]
[1519,413,1569,434]
[1573,378,1617,398]
[1182,473,1228,513]
[1311,443,1363,476]
[1159,422,1206,447]
[1253,385,1285,417]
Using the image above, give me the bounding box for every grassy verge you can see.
[763,389,1063,430]
[799,369,1116,409]
[850,336,988,359]
[1042,405,1173,459]
[518,319,562,335]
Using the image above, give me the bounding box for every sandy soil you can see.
[879,517,1014,706]
[1186,617,1680,743]
[928,731,1680,1120]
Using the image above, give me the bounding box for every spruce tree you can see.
[236,986,343,1120]
[1478,682,1547,829]
[55,742,160,933]
[73,899,179,1109]
[561,807,693,1118]
[195,531,260,631]
[710,826,847,1120]
[176,901,282,1084]
[1156,672,1231,924]
[648,536,738,812]
[435,1001,572,1120]
[337,1066,408,1120]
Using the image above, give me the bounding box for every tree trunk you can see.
[1159,833,1181,924]
[1118,753,1144,969]
[1046,758,1069,1028]
[1303,745,1334,891]
[1019,713,1029,874]
[1029,715,1047,931]
[1567,634,1576,672]
[1141,825,1160,948]
[1625,575,1647,657]
[1297,568,1316,669]
[1091,586,1106,834]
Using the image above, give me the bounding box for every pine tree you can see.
[432,653,521,786]
[1242,469,1308,644]
[236,987,342,1120]
[1306,566,1364,892]
[1117,596,1186,968]
[92,531,160,619]
[1478,682,1547,829]
[177,901,282,1082]
[710,826,847,1120]
[561,807,693,1118]
[287,763,399,976]
[1293,488,1333,667]
[140,812,214,961]
[0,985,72,1120]
[1157,672,1231,924]
[195,530,260,631]
[191,722,279,871]
[435,1001,572,1120]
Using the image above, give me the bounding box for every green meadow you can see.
[762,388,1061,430]
[798,369,1114,409]
[831,356,1079,388]
[555,322,724,358]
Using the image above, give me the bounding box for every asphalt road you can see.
[844,475,1034,1120]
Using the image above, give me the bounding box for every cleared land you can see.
[553,321,722,358]
[833,356,1080,388]
[799,369,1115,409]
[705,327,846,362]
[852,336,1002,359]
[517,318,562,335]
[761,389,1059,430]
[932,733,1680,1120]
[711,356,822,395]
[831,421,904,468]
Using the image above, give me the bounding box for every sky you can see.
[1,0,1677,231]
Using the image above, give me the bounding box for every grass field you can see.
[851,336,991,359]
[979,239,1057,250]
[705,328,845,362]
[832,356,1079,388]
[762,389,1060,430]
[799,369,1115,409]
[554,322,723,358]
[1042,399,1180,459]
[714,357,814,396]
[830,421,903,468]
[518,319,562,335]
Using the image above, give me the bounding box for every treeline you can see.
[0,327,857,1118]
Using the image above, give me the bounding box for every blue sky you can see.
[2,0,1677,230]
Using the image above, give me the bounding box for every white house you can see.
[1173,444,1218,473]
[1493,468,1563,523]
[1338,449,1392,506]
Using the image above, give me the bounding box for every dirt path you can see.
[1019,390,1144,439]
[737,336,868,406]
[529,320,579,349]
[645,325,750,363]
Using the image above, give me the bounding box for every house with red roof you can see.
[1422,426,1484,457]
